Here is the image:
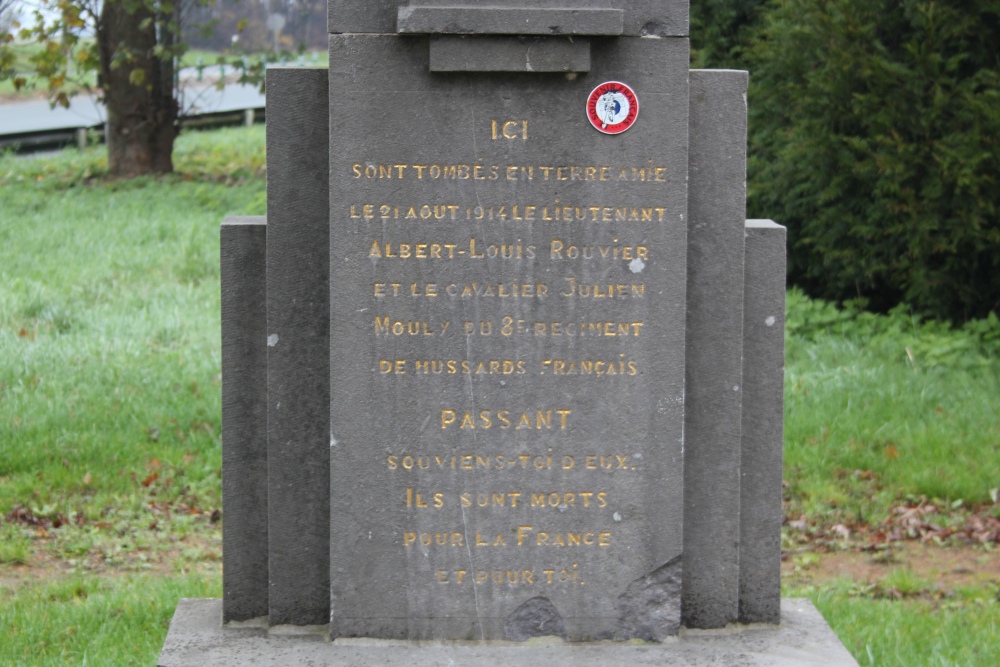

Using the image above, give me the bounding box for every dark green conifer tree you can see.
[747,0,1000,320]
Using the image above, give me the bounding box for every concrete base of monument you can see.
[158,598,858,666]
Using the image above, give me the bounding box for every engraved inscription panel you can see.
[329,35,689,640]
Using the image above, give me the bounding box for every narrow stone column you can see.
[739,219,786,625]
[265,67,330,627]
[683,69,749,629]
[220,216,268,623]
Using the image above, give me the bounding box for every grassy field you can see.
[784,292,1000,519]
[1,126,997,665]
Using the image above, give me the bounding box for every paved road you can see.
[0,77,267,136]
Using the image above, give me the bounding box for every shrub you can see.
[747,0,1000,321]
[690,0,772,68]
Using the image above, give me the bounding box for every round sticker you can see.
[587,81,639,134]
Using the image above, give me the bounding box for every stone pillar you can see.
[220,216,268,623]
[265,67,331,627]
[682,69,748,629]
[739,219,786,625]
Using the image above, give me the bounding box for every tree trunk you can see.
[98,1,178,177]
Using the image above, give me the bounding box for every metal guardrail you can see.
[0,75,274,154]
[0,106,266,154]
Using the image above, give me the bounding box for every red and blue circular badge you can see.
[587,81,639,134]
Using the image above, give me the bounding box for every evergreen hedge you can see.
[746,0,1000,321]
[690,0,771,67]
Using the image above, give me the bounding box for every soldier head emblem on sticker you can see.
[587,81,639,135]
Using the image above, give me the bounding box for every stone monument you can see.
[159,1,858,664]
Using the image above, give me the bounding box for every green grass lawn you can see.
[0,128,263,664]
[790,579,999,666]
[0,126,997,665]
[784,291,1000,521]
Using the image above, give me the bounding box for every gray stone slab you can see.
[328,34,690,641]
[682,69,749,630]
[265,67,331,627]
[739,220,786,625]
[221,217,268,623]
[398,5,623,36]
[429,36,591,72]
[158,597,859,666]
[328,1,688,37]
[623,0,688,37]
